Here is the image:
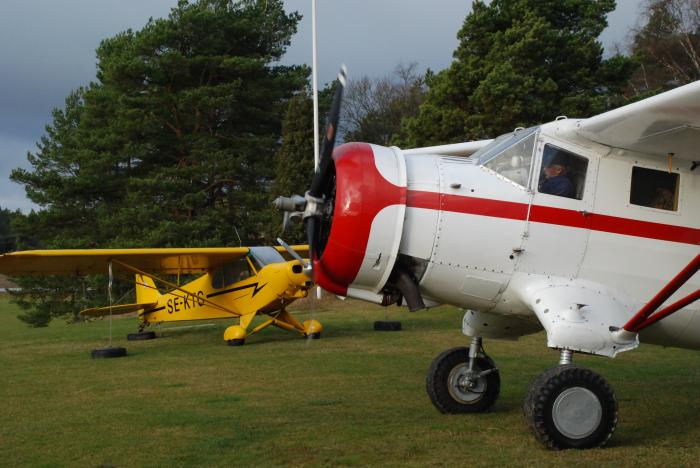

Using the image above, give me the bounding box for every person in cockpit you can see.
[539,156,575,198]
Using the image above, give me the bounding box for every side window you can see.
[538,144,588,200]
[630,166,679,211]
[484,132,536,187]
[211,259,252,289]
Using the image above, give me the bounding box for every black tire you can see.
[523,364,617,450]
[91,347,127,359]
[227,339,245,347]
[426,346,500,414]
[308,332,321,339]
[127,331,156,341]
[374,320,402,331]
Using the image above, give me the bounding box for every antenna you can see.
[233,226,242,247]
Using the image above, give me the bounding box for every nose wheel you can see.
[426,338,501,413]
[523,363,618,450]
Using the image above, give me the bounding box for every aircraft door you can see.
[419,153,531,310]
[515,137,597,278]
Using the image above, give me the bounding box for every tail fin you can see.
[135,274,161,304]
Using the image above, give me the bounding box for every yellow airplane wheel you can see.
[303,319,323,339]
[224,325,247,346]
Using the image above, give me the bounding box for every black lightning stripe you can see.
[207,282,267,299]
[142,306,165,315]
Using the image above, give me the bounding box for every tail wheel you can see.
[426,347,500,414]
[523,364,618,450]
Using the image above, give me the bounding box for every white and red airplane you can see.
[276,69,700,450]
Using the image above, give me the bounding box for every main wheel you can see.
[523,364,617,450]
[426,346,500,413]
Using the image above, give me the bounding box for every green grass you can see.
[1,296,700,467]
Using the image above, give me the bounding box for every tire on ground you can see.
[426,346,500,414]
[127,331,157,341]
[91,347,127,358]
[523,364,618,450]
[373,320,402,331]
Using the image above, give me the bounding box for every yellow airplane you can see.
[0,243,321,346]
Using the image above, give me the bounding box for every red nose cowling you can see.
[313,143,406,295]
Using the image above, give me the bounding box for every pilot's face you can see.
[544,164,564,179]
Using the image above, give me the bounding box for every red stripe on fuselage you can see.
[407,191,700,245]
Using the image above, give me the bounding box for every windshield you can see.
[248,246,285,269]
[475,126,539,166]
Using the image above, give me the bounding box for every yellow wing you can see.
[0,245,309,276]
[80,302,158,318]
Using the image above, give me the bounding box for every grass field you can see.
[2,296,700,467]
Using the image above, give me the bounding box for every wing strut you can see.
[623,253,700,332]
[111,259,240,317]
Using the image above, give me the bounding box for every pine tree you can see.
[267,84,337,244]
[10,0,307,326]
[400,0,637,146]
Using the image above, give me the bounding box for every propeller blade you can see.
[276,237,306,265]
[305,215,318,262]
[304,65,347,265]
[277,238,312,277]
[308,64,347,199]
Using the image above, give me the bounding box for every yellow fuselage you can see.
[139,260,310,324]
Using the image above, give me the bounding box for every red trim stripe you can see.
[407,190,700,245]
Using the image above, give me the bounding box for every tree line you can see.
[5,0,698,326]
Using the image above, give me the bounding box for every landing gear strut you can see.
[523,350,618,450]
[426,337,500,413]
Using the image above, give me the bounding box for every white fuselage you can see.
[343,121,700,350]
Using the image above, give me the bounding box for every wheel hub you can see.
[448,364,485,403]
[551,386,602,439]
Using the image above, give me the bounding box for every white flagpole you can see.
[311,0,322,300]
[312,0,320,172]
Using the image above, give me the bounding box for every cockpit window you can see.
[211,259,252,289]
[483,131,537,187]
[248,246,285,270]
[537,144,588,200]
[475,126,539,165]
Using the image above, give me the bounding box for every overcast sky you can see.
[0,0,643,212]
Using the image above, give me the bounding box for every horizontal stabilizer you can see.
[80,302,158,318]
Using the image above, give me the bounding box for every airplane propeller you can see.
[274,65,348,269]
[305,64,347,263]
[276,237,312,276]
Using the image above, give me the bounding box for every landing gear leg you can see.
[426,337,500,413]
[523,349,618,450]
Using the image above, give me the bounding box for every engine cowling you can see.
[313,143,407,301]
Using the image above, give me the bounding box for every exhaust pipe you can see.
[383,267,425,312]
